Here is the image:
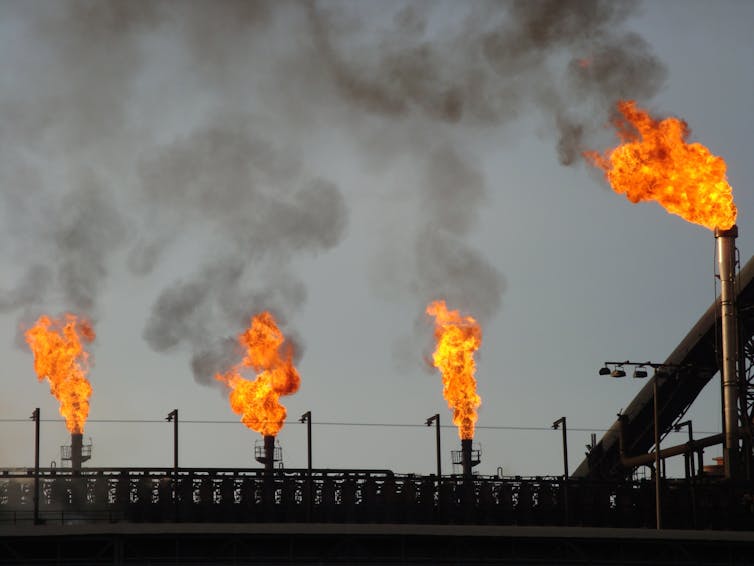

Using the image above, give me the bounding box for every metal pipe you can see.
[461,438,472,478]
[32,408,40,525]
[264,435,275,474]
[620,432,724,468]
[716,225,740,479]
[71,433,83,473]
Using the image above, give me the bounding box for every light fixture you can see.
[610,367,626,378]
[633,366,648,378]
[598,366,611,376]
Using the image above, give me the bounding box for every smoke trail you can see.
[0,0,665,380]
[413,145,503,319]
[309,0,666,161]
[0,1,347,383]
[138,119,346,381]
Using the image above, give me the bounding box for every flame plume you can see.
[24,314,95,434]
[585,100,737,231]
[215,312,301,437]
[426,300,482,440]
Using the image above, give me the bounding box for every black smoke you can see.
[0,0,665,380]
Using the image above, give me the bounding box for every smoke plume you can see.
[0,0,665,380]
[309,0,666,161]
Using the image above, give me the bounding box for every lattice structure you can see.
[451,444,482,475]
[60,440,92,466]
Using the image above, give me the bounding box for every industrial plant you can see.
[0,245,753,563]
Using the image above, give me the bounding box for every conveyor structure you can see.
[574,254,754,480]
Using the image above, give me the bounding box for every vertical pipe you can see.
[264,435,275,474]
[461,439,472,478]
[716,225,739,479]
[32,408,40,525]
[71,433,83,473]
[653,377,662,530]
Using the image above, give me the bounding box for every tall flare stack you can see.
[716,225,740,478]
[585,101,739,477]
[461,439,473,478]
[215,311,301,473]
[70,433,83,472]
[426,300,483,476]
[263,435,275,474]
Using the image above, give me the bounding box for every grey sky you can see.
[1,0,752,478]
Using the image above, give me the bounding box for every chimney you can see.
[264,435,275,474]
[461,439,473,478]
[716,224,740,479]
[71,433,83,473]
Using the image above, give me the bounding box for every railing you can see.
[1,468,753,529]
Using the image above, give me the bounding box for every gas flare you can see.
[215,311,300,437]
[24,314,95,434]
[426,300,482,440]
[585,100,737,231]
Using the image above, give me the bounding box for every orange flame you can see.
[426,300,482,440]
[585,100,737,231]
[24,314,95,434]
[215,312,301,437]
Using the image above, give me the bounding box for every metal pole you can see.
[675,420,694,479]
[426,414,441,478]
[435,416,441,479]
[173,410,178,472]
[687,421,695,477]
[654,377,662,530]
[166,409,179,521]
[166,410,178,473]
[716,225,739,479]
[300,411,313,521]
[299,411,312,473]
[307,414,312,474]
[552,417,568,525]
[31,408,40,525]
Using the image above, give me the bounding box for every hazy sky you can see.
[1,0,753,478]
